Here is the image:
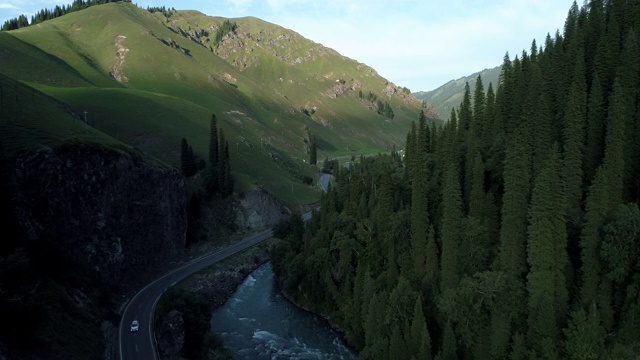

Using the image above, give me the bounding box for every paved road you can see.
[119,228,276,360]
[319,172,331,192]
[119,210,315,360]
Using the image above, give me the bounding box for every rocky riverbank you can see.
[181,239,275,308]
[154,239,275,358]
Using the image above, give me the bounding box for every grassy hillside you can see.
[0,2,433,205]
[414,65,501,120]
[0,73,125,155]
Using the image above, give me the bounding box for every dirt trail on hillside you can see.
[110,35,129,82]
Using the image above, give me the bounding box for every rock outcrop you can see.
[235,188,289,231]
[11,142,187,289]
[156,310,185,356]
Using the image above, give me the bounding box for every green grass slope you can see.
[0,73,124,156]
[0,2,433,204]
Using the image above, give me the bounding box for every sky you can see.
[0,0,577,91]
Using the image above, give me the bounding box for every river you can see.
[211,262,358,359]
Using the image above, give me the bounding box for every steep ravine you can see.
[12,143,187,290]
[1,142,188,359]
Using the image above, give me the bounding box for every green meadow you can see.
[0,2,432,205]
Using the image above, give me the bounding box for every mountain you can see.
[414,65,501,120]
[0,2,433,205]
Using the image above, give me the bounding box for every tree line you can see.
[358,90,395,119]
[214,20,238,46]
[272,0,640,359]
[181,114,233,198]
[2,0,129,31]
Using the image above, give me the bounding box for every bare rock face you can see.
[11,143,187,289]
[156,310,185,356]
[235,188,289,231]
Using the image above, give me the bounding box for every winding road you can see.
[118,176,328,359]
[319,172,331,193]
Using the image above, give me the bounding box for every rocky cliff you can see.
[11,142,187,289]
[236,188,289,231]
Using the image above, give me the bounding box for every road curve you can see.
[119,227,276,360]
[319,172,331,193]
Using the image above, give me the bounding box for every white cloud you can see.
[226,0,253,13]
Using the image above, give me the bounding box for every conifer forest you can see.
[272,1,640,359]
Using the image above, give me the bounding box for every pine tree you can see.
[458,82,472,134]
[526,62,551,179]
[389,325,409,360]
[562,50,587,212]
[526,145,568,355]
[209,114,218,168]
[404,121,417,183]
[579,79,627,324]
[181,138,190,176]
[410,296,432,360]
[463,77,485,208]
[410,164,428,281]
[473,75,486,136]
[424,224,439,298]
[468,151,485,220]
[442,321,457,360]
[218,129,227,195]
[206,114,219,196]
[310,133,317,165]
[618,30,640,202]
[498,127,532,278]
[563,302,606,360]
[410,111,430,282]
[482,82,497,160]
[602,78,626,207]
[221,139,233,196]
[580,166,609,310]
[417,110,430,155]
[440,161,462,292]
[584,73,605,186]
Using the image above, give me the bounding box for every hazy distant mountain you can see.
[414,66,501,120]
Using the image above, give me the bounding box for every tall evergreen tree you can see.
[310,133,317,165]
[206,114,220,196]
[580,166,609,312]
[441,321,457,360]
[526,145,568,355]
[468,151,486,220]
[562,50,587,212]
[464,76,485,208]
[209,114,218,168]
[584,74,605,186]
[410,162,428,281]
[181,137,190,176]
[498,128,532,278]
[602,78,627,207]
[410,296,432,360]
[482,82,497,158]
[563,302,606,360]
[410,111,430,282]
[424,224,439,297]
[404,121,417,183]
[458,82,472,134]
[217,129,233,197]
[618,30,640,202]
[440,161,462,292]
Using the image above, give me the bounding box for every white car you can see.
[130,320,139,333]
